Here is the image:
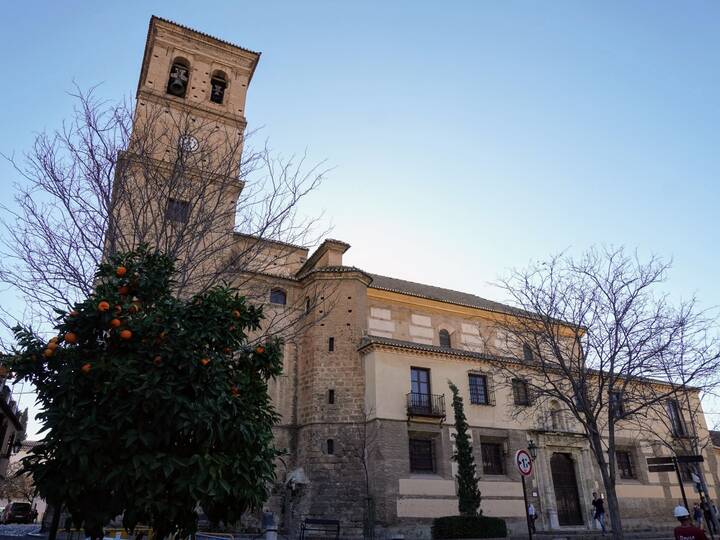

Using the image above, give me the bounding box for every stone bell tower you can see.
[133,16,260,170]
[111,17,261,281]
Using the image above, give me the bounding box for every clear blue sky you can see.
[2,1,720,432]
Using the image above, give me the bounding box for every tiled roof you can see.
[358,335,495,362]
[368,273,519,315]
[151,16,261,56]
[297,265,371,280]
[711,430,720,448]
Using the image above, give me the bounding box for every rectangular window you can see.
[328,337,334,352]
[610,391,625,417]
[481,442,504,475]
[680,463,697,483]
[667,400,686,437]
[328,389,335,404]
[616,451,635,479]
[469,374,488,405]
[409,438,435,473]
[512,379,530,406]
[166,198,190,223]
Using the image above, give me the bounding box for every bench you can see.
[299,518,341,539]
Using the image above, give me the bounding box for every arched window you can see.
[439,329,451,348]
[269,288,287,305]
[550,400,564,431]
[167,58,190,98]
[523,343,534,361]
[210,70,228,104]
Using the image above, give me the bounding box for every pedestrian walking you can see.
[702,501,716,534]
[528,503,537,533]
[592,492,607,535]
[694,503,704,529]
[674,505,708,540]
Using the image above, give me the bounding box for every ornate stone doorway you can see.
[550,452,583,526]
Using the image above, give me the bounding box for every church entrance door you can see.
[550,452,583,526]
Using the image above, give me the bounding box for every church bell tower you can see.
[110,17,261,282]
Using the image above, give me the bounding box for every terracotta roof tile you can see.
[368,273,518,315]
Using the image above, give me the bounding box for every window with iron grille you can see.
[667,399,686,437]
[616,451,635,479]
[409,438,435,473]
[680,463,697,483]
[512,379,530,406]
[166,199,190,223]
[439,329,451,348]
[481,442,504,475]
[610,391,625,417]
[469,374,489,405]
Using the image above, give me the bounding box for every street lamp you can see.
[528,439,538,461]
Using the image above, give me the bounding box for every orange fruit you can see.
[0,366,8,377]
[231,385,239,397]
[43,348,54,358]
[116,266,127,277]
[232,309,241,319]
[47,342,58,351]
[255,345,265,354]
[98,301,110,312]
[200,358,210,366]
[119,329,133,340]
[81,363,92,374]
[49,336,59,344]
[153,356,163,366]
[69,310,79,317]
[64,332,78,344]
[118,286,130,296]
[110,318,122,328]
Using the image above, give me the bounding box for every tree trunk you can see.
[590,431,624,540]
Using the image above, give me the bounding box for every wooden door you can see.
[550,452,583,526]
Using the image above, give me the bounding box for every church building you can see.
[121,17,719,538]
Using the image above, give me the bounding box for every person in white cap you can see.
[674,505,708,540]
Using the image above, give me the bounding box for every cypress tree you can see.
[449,381,482,516]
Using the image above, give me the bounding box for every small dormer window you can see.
[167,58,190,98]
[439,329,451,348]
[210,71,227,104]
[269,288,286,305]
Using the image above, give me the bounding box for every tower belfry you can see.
[133,16,260,178]
[110,17,261,290]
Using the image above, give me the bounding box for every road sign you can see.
[516,449,533,477]
[647,457,674,465]
[676,455,704,464]
[648,464,676,473]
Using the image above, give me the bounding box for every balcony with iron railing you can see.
[406,393,446,419]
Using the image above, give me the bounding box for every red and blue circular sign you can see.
[515,449,533,476]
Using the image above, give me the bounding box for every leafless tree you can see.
[0,87,331,340]
[0,461,35,504]
[488,246,720,540]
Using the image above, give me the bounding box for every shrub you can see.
[432,515,508,539]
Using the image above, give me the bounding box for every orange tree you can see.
[5,246,282,538]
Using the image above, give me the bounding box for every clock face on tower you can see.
[179,135,199,153]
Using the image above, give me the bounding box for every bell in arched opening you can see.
[210,71,227,104]
[167,59,190,97]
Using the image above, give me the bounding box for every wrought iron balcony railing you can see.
[407,392,445,419]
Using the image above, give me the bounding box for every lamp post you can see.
[525,439,538,540]
[528,439,538,461]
